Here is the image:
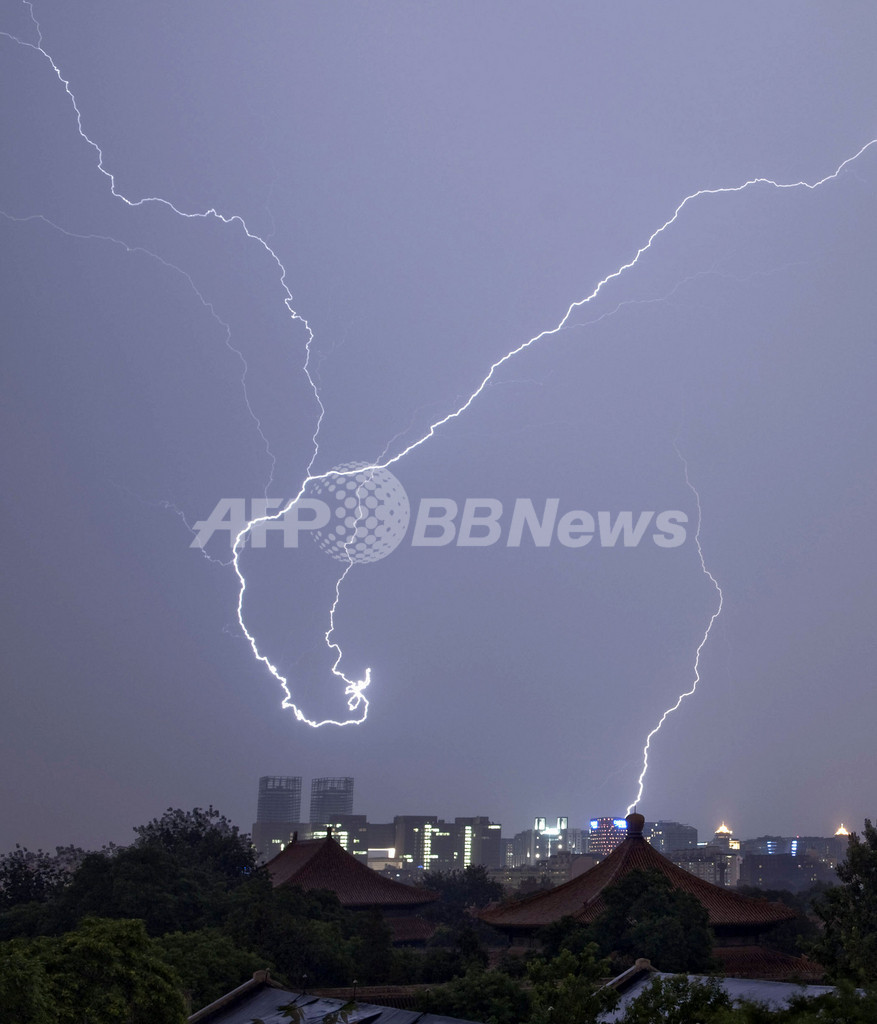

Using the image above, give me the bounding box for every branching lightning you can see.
[626,449,724,815]
[3,5,875,755]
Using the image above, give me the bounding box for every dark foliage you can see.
[536,914,596,959]
[420,865,505,913]
[592,868,716,973]
[419,864,504,965]
[0,846,77,910]
[154,927,269,1012]
[811,818,877,985]
[735,885,824,955]
[133,806,255,881]
[417,965,532,1024]
[617,975,732,1024]
[223,874,393,988]
[527,945,619,1024]
[0,807,258,940]
[1,918,187,1023]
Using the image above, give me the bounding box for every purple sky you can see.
[2,2,876,853]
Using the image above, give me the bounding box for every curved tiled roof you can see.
[480,815,795,932]
[713,946,825,982]
[266,835,438,908]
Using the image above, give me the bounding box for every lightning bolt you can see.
[626,448,723,816]
[3,4,874,735]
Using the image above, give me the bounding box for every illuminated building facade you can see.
[588,816,628,858]
[510,817,584,868]
[455,816,503,868]
[393,815,503,870]
[306,814,369,860]
[712,823,741,851]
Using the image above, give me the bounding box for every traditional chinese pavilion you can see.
[480,813,797,951]
[266,832,438,944]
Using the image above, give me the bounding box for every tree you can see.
[774,984,877,1023]
[417,964,531,1024]
[617,975,732,1024]
[1,807,261,939]
[735,885,823,956]
[224,876,358,987]
[154,927,270,1012]
[346,909,393,984]
[421,865,505,912]
[1,918,187,1024]
[536,914,596,959]
[592,869,715,973]
[53,844,233,936]
[527,945,619,1024]
[420,865,502,966]
[0,945,55,1024]
[811,818,877,984]
[133,806,255,881]
[0,846,72,910]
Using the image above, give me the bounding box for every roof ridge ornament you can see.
[625,812,645,836]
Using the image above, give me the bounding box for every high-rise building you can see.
[588,817,628,858]
[394,815,439,869]
[644,820,698,854]
[455,817,503,869]
[738,854,837,891]
[510,817,582,868]
[252,776,303,864]
[393,815,503,871]
[501,837,515,868]
[671,847,737,887]
[257,776,302,822]
[309,777,354,821]
[713,823,740,851]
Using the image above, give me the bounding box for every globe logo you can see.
[307,462,410,564]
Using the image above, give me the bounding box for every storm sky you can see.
[2,2,876,853]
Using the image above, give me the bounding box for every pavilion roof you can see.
[479,814,795,932]
[266,834,438,909]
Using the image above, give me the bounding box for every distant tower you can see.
[588,817,628,858]
[252,776,302,864]
[713,822,733,850]
[257,776,302,823]
[310,777,354,822]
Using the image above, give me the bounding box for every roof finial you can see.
[626,812,644,836]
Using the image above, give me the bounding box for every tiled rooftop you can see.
[480,813,795,931]
[266,835,438,908]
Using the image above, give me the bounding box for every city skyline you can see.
[2,3,875,856]
[0,770,858,856]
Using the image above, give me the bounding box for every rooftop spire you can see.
[626,812,645,836]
